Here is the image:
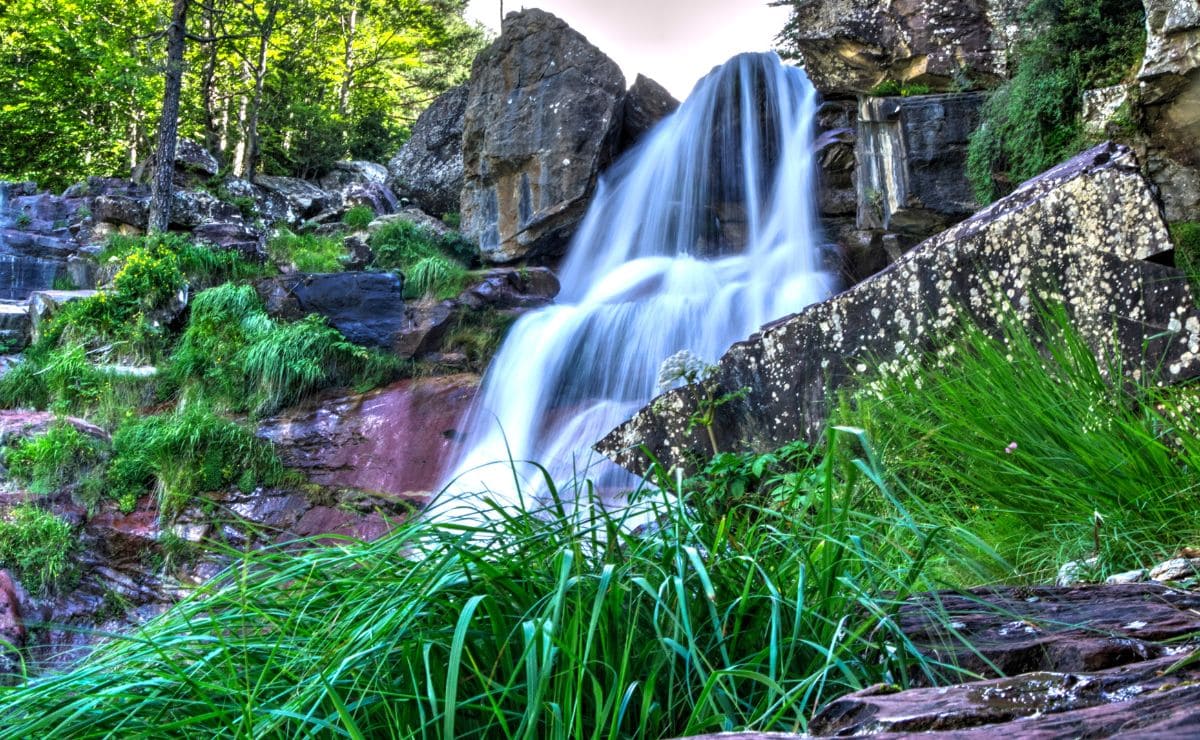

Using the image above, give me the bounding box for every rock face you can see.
[1138,0,1200,222]
[781,0,1021,97]
[460,9,626,264]
[388,85,469,218]
[254,272,406,349]
[856,93,985,237]
[620,74,679,150]
[598,143,1178,475]
[258,374,481,495]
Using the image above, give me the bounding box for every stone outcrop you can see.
[388,85,469,218]
[620,74,679,150]
[254,272,406,349]
[257,374,481,496]
[856,93,985,237]
[460,9,626,264]
[1137,0,1200,222]
[598,143,1178,475]
[780,0,1022,97]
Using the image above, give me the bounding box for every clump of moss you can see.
[967,0,1146,203]
[0,505,77,594]
[342,205,375,230]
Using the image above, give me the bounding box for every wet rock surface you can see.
[599,143,1178,475]
[460,8,626,264]
[257,374,480,496]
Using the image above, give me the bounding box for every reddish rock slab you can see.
[0,569,25,648]
[0,411,109,444]
[258,374,480,496]
[897,583,1200,679]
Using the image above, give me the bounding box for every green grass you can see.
[0,429,981,736]
[267,229,347,273]
[342,205,375,230]
[106,401,285,517]
[3,420,106,496]
[370,219,475,299]
[835,304,1200,580]
[0,505,76,595]
[967,0,1145,202]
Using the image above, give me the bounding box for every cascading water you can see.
[439,52,835,513]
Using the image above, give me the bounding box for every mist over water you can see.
[438,52,834,513]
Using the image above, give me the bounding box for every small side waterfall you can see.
[440,52,834,511]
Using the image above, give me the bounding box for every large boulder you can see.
[387,85,469,218]
[132,139,220,189]
[252,175,333,224]
[257,374,481,496]
[254,272,405,349]
[319,160,389,191]
[780,0,1022,97]
[597,143,1179,475]
[460,9,626,264]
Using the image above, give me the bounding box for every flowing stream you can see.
[439,52,834,513]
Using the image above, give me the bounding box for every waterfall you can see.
[438,52,834,514]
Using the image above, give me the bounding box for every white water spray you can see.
[438,53,834,514]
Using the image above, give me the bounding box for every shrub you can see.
[107,402,284,517]
[0,505,76,595]
[966,0,1146,202]
[341,205,374,230]
[4,420,106,495]
[405,254,468,300]
[267,230,347,273]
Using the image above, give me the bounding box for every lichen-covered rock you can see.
[132,139,220,189]
[254,272,405,349]
[387,85,468,218]
[252,175,332,223]
[598,143,1177,475]
[319,160,389,191]
[460,9,626,264]
[780,0,1021,97]
[856,92,985,237]
[619,74,679,150]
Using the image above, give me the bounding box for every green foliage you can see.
[0,505,76,595]
[836,304,1200,579]
[107,402,283,517]
[370,219,474,299]
[966,0,1146,202]
[0,429,982,734]
[241,314,400,414]
[868,79,933,97]
[1171,221,1200,304]
[341,205,375,230]
[267,230,347,273]
[688,439,818,518]
[3,421,106,496]
[167,284,401,415]
[441,310,518,370]
[406,254,469,300]
[51,274,78,291]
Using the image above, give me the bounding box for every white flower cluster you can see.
[657,349,715,392]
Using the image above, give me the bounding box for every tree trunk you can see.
[241,2,278,182]
[149,0,189,233]
[337,6,358,118]
[199,1,221,158]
